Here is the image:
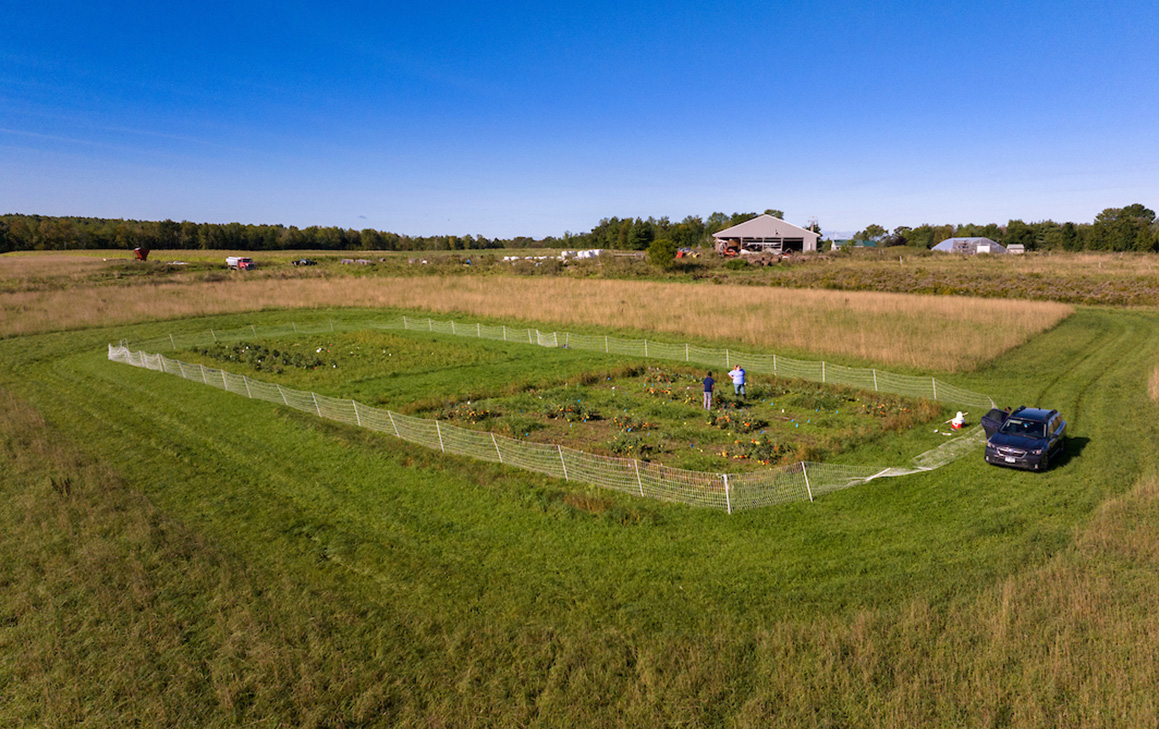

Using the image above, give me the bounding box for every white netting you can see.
[110,317,993,512]
[912,426,987,469]
[536,330,559,347]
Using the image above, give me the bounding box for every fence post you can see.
[644,340,648,357]
[169,334,176,350]
[605,336,609,353]
[330,319,334,332]
[211,329,217,341]
[634,460,644,497]
[477,322,481,337]
[311,392,322,417]
[387,410,401,438]
[251,325,257,337]
[726,349,730,367]
[802,462,814,502]
[723,474,732,514]
[428,318,433,331]
[774,353,777,373]
[503,325,507,341]
[353,400,362,427]
[451,321,456,335]
[277,384,289,406]
[822,361,826,383]
[686,343,689,362]
[243,376,252,399]
[873,369,878,391]
[292,322,297,333]
[492,433,503,463]
[932,378,938,400]
[435,421,445,452]
[558,445,569,481]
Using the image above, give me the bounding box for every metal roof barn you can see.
[712,214,820,255]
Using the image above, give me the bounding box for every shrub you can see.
[647,238,680,269]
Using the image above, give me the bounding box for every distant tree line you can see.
[853,204,1158,253]
[1,204,1154,254]
[0,215,510,254]
[0,210,784,254]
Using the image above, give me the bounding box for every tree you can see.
[628,218,654,250]
[157,219,180,249]
[855,224,887,242]
[671,215,706,249]
[647,237,679,269]
[1003,220,1035,250]
[763,208,785,219]
[883,226,911,247]
[1091,204,1156,252]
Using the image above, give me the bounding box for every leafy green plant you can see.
[194,341,331,372]
[440,402,497,423]
[719,435,787,465]
[608,432,655,457]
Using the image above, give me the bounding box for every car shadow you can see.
[1053,436,1089,469]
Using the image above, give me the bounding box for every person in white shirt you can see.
[729,365,746,397]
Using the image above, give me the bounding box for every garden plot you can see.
[180,329,956,474]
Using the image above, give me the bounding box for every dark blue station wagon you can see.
[983,406,1067,471]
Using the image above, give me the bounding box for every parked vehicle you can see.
[984,406,1066,471]
[292,258,317,266]
[226,256,256,270]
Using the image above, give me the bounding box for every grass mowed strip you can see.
[2,307,1158,726]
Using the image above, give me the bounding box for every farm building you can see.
[713,214,820,255]
[830,239,877,250]
[932,237,1008,254]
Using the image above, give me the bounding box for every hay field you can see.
[0,273,1071,371]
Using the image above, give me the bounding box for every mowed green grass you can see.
[2,306,1158,726]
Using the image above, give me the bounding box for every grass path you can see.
[2,307,1158,726]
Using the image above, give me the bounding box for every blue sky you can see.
[3,1,1157,238]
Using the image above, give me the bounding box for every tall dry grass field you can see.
[1150,364,1159,402]
[896,250,1159,278]
[0,254,120,293]
[736,471,1159,726]
[0,275,1071,370]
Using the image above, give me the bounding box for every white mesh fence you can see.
[108,335,989,512]
[130,315,994,410]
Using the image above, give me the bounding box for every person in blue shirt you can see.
[703,372,715,409]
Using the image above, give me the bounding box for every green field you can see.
[3,304,1159,726]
